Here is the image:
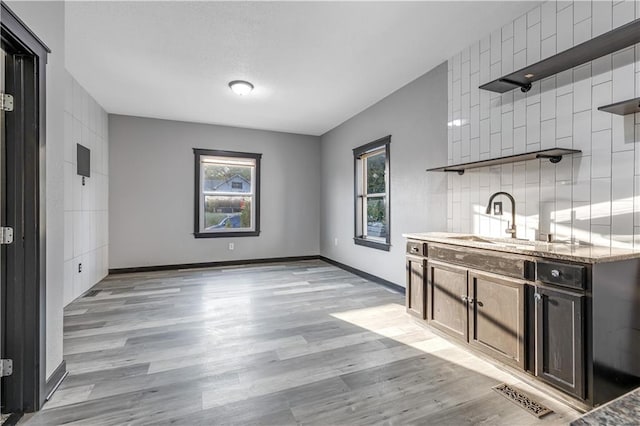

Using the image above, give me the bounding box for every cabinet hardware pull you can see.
[551,269,560,278]
[461,295,468,302]
[534,292,541,301]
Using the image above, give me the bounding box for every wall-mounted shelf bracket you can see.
[536,154,562,163]
[499,78,532,93]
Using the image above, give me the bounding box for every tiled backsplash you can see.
[447,0,640,248]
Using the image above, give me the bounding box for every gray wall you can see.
[109,115,321,268]
[320,62,448,286]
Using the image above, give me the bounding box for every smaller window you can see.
[194,149,261,238]
[353,136,391,251]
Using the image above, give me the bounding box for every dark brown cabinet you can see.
[534,285,585,399]
[427,260,469,343]
[468,271,526,369]
[405,255,426,319]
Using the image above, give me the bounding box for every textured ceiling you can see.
[66,1,539,136]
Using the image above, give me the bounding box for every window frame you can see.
[193,148,262,238]
[353,135,391,251]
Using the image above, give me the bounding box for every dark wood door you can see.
[468,271,525,369]
[535,285,585,399]
[406,255,426,319]
[427,260,468,342]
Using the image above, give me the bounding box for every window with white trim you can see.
[353,136,390,251]
[194,149,261,238]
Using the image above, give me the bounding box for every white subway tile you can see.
[461,60,470,94]
[491,102,502,134]
[612,151,634,200]
[542,1,557,39]
[540,77,557,121]
[528,6,541,27]
[572,155,591,202]
[480,50,491,85]
[527,103,541,145]
[556,93,574,139]
[453,80,461,112]
[470,105,480,138]
[557,5,574,51]
[514,92,526,127]
[453,52,461,82]
[480,35,491,52]
[501,92,514,114]
[491,29,502,64]
[470,42,480,73]
[64,211,73,262]
[612,114,635,152]
[573,18,592,45]
[572,201,591,243]
[593,0,613,37]
[64,112,73,163]
[73,173,82,212]
[612,47,635,103]
[527,23,541,65]
[491,62,502,80]
[491,133,502,158]
[557,136,573,149]
[514,15,527,52]
[613,0,635,27]
[591,178,612,226]
[502,112,514,149]
[72,78,82,120]
[574,0,592,23]
[480,118,490,153]
[501,38,514,75]
[592,81,613,132]
[470,137,480,161]
[514,126,527,154]
[73,211,82,258]
[591,224,611,246]
[470,74,480,107]
[556,69,573,96]
[591,129,612,178]
[542,119,557,149]
[573,110,592,155]
[461,46,470,63]
[514,50,527,70]
[541,35,557,60]
[462,125,470,158]
[64,72,73,114]
[573,64,592,112]
[592,54,612,85]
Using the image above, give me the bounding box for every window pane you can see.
[366,152,385,194]
[204,196,252,230]
[203,163,252,193]
[366,197,386,239]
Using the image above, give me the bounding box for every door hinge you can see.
[0,93,14,112]
[0,359,13,377]
[0,226,14,244]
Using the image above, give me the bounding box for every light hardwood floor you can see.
[25,260,580,425]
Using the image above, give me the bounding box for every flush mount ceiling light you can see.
[228,80,254,96]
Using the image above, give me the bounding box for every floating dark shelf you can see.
[598,97,640,115]
[480,18,640,93]
[427,148,581,175]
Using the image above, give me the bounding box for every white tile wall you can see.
[63,72,109,306]
[447,0,640,248]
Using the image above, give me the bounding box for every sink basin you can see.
[448,235,537,249]
[449,235,495,244]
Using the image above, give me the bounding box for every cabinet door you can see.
[406,255,426,319]
[427,260,468,342]
[468,271,526,369]
[535,286,585,399]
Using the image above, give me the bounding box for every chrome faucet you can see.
[485,191,516,238]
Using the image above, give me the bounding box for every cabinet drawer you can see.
[429,244,532,280]
[406,240,427,257]
[537,261,585,290]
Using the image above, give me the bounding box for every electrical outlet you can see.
[334,238,338,246]
[78,263,82,273]
[228,242,234,250]
[493,201,503,216]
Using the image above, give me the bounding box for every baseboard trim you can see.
[108,256,321,275]
[44,361,67,402]
[108,255,405,295]
[320,256,405,295]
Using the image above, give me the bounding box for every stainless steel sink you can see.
[448,235,537,249]
[448,235,495,244]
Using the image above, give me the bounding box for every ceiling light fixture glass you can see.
[228,80,254,96]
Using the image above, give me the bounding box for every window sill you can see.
[194,231,260,238]
[354,237,391,251]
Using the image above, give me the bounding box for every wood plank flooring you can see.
[25,260,580,425]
